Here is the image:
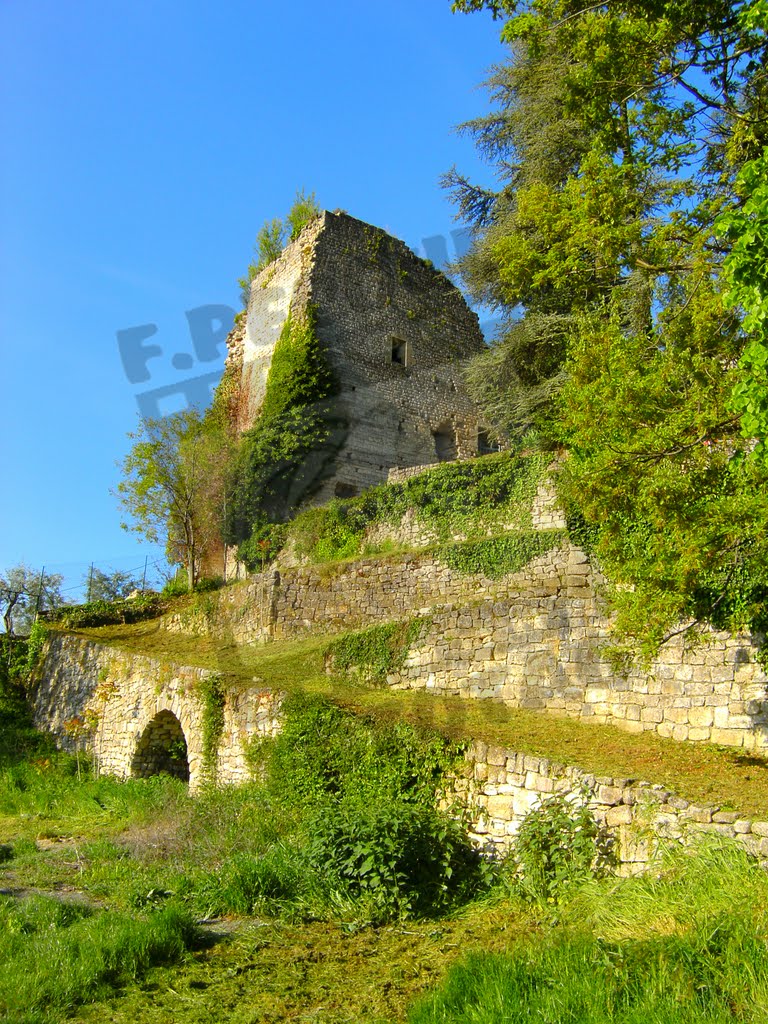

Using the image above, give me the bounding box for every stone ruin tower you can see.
[225,210,491,502]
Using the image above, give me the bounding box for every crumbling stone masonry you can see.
[463,741,768,873]
[225,210,489,502]
[30,633,768,873]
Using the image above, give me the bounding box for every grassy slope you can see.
[75,618,768,821]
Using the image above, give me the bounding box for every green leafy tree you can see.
[82,567,141,603]
[116,410,231,592]
[0,564,64,636]
[451,0,768,444]
[720,145,768,458]
[452,0,768,656]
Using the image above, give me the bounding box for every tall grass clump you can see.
[0,760,189,836]
[409,840,768,1023]
[0,896,197,1024]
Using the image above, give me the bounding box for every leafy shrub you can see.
[241,694,484,921]
[510,791,614,903]
[306,797,484,922]
[193,575,224,593]
[237,519,288,572]
[161,574,189,598]
[54,594,164,629]
[256,693,462,809]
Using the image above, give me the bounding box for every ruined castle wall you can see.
[233,215,325,433]
[462,741,768,871]
[164,536,768,752]
[307,212,486,496]
[390,544,768,752]
[227,211,489,502]
[30,635,768,873]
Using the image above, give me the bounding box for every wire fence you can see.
[1,552,174,634]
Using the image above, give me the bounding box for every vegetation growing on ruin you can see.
[196,673,226,783]
[52,594,165,630]
[325,618,429,684]
[282,450,548,564]
[226,307,346,566]
[237,189,321,306]
[225,305,346,569]
[437,529,565,577]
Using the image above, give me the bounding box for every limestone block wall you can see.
[31,634,282,790]
[462,741,768,873]
[163,536,768,751]
[391,543,768,751]
[30,637,768,876]
[163,545,550,645]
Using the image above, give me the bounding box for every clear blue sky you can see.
[0,0,503,596]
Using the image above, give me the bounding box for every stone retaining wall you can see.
[390,543,768,751]
[165,536,768,751]
[462,740,768,874]
[30,638,768,876]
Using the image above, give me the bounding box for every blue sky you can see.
[0,0,503,597]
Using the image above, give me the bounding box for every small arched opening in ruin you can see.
[131,710,190,783]
[433,422,457,462]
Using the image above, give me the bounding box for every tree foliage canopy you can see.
[452,0,768,657]
[0,564,64,636]
[116,410,231,591]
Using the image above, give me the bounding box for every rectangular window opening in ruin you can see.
[478,429,501,456]
[391,337,410,367]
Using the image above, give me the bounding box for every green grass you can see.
[68,618,768,821]
[0,896,197,1024]
[408,841,768,1023]
[4,676,768,1022]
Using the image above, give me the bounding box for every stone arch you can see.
[433,421,457,462]
[131,710,190,782]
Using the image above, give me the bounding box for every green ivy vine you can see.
[325,618,429,684]
[196,674,226,783]
[287,451,548,564]
[437,530,566,578]
[226,306,347,562]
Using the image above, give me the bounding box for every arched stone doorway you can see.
[131,710,190,783]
